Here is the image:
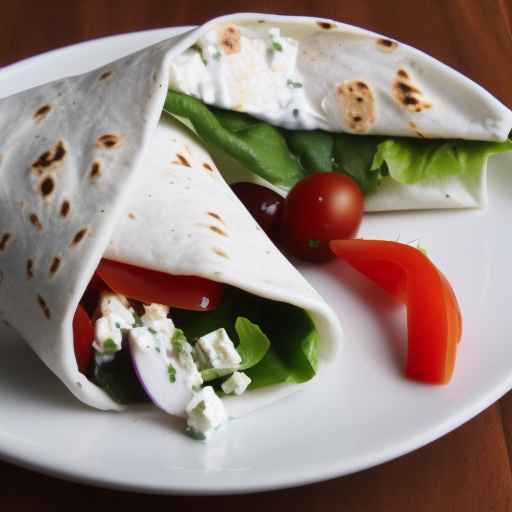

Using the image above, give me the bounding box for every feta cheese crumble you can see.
[100,293,135,327]
[141,303,174,336]
[168,25,324,130]
[186,386,227,440]
[221,371,251,396]
[196,328,241,369]
[93,292,135,353]
[169,330,203,390]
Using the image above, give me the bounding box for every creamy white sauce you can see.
[168,26,330,130]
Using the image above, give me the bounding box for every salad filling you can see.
[80,261,319,440]
[166,24,512,205]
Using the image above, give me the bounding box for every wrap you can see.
[0,27,341,414]
[163,14,512,210]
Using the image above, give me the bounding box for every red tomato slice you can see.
[73,305,94,374]
[330,239,462,384]
[95,259,223,311]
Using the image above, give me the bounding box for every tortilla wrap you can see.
[0,27,341,414]
[164,13,512,211]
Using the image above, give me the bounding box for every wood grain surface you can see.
[1,1,512,510]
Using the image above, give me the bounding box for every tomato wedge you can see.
[95,259,223,311]
[330,239,462,384]
[73,305,95,374]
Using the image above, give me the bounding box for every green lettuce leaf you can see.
[284,130,334,172]
[172,287,318,389]
[164,90,304,187]
[372,138,512,184]
[165,91,512,196]
[201,317,271,382]
[332,134,384,193]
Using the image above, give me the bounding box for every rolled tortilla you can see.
[0,30,341,413]
[165,13,512,210]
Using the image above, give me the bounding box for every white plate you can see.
[1,27,512,496]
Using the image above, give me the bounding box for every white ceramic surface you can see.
[1,27,512,495]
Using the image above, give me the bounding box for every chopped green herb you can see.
[171,328,188,353]
[103,338,118,354]
[168,363,176,383]
[155,347,161,353]
[115,322,121,329]
[272,41,283,52]
[185,426,206,441]
[148,327,157,335]
[287,79,303,89]
[212,50,221,61]
[133,314,143,327]
[193,400,206,414]
[308,239,320,248]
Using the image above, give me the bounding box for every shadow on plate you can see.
[323,260,408,377]
[0,326,86,413]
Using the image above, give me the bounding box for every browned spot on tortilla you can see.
[29,214,43,231]
[70,228,88,247]
[39,175,55,198]
[213,247,229,259]
[393,67,432,113]
[218,25,241,55]
[203,163,213,172]
[174,154,191,167]
[409,122,426,138]
[317,21,333,29]
[34,104,51,122]
[32,140,66,175]
[376,38,398,52]
[49,257,61,276]
[128,213,136,220]
[0,233,13,251]
[336,80,376,133]
[60,200,71,218]
[37,295,51,319]
[209,225,228,237]
[99,70,112,81]
[26,259,34,279]
[89,161,101,182]
[96,133,121,149]
[258,19,266,23]
[207,212,225,224]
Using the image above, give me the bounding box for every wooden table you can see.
[2,0,512,509]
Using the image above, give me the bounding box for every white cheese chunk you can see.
[186,386,227,439]
[196,328,241,369]
[170,330,204,390]
[141,303,174,336]
[93,315,124,353]
[221,371,251,396]
[99,292,135,328]
[168,25,323,130]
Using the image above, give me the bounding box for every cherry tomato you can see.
[73,305,95,374]
[231,182,284,242]
[281,173,363,262]
[96,259,223,311]
[330,239,462,384]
